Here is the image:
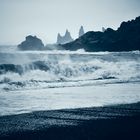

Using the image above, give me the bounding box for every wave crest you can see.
[0,51,140,90]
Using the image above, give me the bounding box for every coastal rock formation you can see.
[102,27,106,32]
[18,35,44,50]
[79,26,84,37]
[62,16,140,52]
[57,30,73,44]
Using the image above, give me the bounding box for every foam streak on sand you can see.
[0,83,140,116]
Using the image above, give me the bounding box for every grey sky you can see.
[0,0,140,45]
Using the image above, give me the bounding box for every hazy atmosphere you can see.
[0,1,140,139]
[0,0,140,45]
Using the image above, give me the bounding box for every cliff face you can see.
[57,30,73,44]
[62,16,140,52]
[18,35,44,50]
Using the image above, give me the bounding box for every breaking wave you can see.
[0,49,140,90]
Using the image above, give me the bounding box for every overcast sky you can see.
[0,0,140,45]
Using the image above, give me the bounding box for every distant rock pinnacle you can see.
[79,26,84,37]
[57,30,73,44]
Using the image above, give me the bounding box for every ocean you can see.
[0,46,140,116]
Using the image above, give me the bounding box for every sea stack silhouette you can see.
[57,30,73,44]
[79,26,84,37]
[18,35,44,50]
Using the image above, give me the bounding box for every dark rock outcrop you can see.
[57,30,73,44]
[62,16,140,52]
[18,35,44,50]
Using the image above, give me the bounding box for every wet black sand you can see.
[0,103,140,140]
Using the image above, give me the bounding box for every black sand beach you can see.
[0,102,140,140]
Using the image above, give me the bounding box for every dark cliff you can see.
[62,16,140,52]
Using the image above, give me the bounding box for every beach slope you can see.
[0,103,140,140]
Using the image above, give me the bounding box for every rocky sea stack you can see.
[79,26,84,37]
[57,30,73,44]
[18,35,44,50]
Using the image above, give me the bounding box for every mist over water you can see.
[0,47,140,90]
[0,46,140,116]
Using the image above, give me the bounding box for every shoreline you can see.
[0,102,140,140]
